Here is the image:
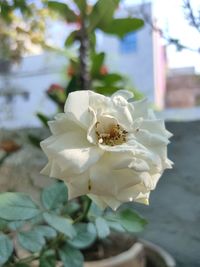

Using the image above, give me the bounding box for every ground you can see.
[0,121,200,266]
[134,121,200,267]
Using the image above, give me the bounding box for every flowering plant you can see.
[0,1,173,266]
[0,90,172,266]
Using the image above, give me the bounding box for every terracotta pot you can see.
[16,238,176,267]
[141,240,176,267]
[19,242,145,267]
[84,239,176,267]
[84,242,145,267]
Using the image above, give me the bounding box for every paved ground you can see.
[134,121,200,267]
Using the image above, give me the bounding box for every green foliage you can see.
[35,225,57,238]
[17,229,46,253]
[89,0,120,32]
[17,226,56,253]
[91,52,105,77]
[41,181,68,210]
[58,244,84,267]
[95,217,110,239]
[0,234,13,265]
[65,30,80,47]
[0,1,52,62]
[101,18,144,38]
[36,112,49,128]
[74,0,86,13]
[39,250,56,267]
[43,213,76,238]
[68,223,96,249]
[0,179,147,266]
[0,192,40,221]
[47,1,77,22]
[28,134,42,148]
[0,218,8,231]
[110,209,148,233]
[8,221,26,231]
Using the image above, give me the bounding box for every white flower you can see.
[41,90,173,210]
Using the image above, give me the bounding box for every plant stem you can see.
[79,15,90,91]
[13,254,39,265]
[74,196,92,223]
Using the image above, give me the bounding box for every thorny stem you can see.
[79,14,91,90]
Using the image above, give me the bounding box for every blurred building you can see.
[166,67,200,108]
[0,2,167,128]
[98,2,167,109]
[0,54,64,128]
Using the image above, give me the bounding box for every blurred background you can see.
[0,1,200,266]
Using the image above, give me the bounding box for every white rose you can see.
[41,90,173,210]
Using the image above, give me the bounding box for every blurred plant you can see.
[0,0,52,64]
[32,0,144,133]
[0,139,21,165]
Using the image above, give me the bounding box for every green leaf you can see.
[95,217,110,239]
[0,193,40,221]
[66,76,79,94]
[0,218,8,231]
[39,250,56,267]
[0,2,13,23]
[106,220,125,233]
[59,244,84,267]
[95,85,120,95]
[8,221,26,231]
[41,182,68,210]
[91,52,105,76]
[74,0,86,12]
[64,201,80,215]
[28,134,41,148]
[43,213,76,239]
[17,229,46,253]
[0,234,13,265]
[17,225,57,253]
[102,73,123,85]
[115,209,147,233]
[65,30,79,47]
[48,1,77,22]
[101,18,144,38]
[68,223,96,249]
[36,112,49,127]
[89,0,120,32]
[35,226,57,239]
[88,202,103,219]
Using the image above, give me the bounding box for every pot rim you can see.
[140,239,176,267]
[84,241,144,267]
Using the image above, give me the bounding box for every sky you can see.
[124,0,200,72]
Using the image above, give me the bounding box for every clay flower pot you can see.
[17,238,176,267]
[84,239,176,267]
[84,242,145,267]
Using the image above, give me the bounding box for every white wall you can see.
[0,53,67,129]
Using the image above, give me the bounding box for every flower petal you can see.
[64,90,91,128]
[41,131,103,176]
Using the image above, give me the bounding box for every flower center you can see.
[95,122,128,146]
